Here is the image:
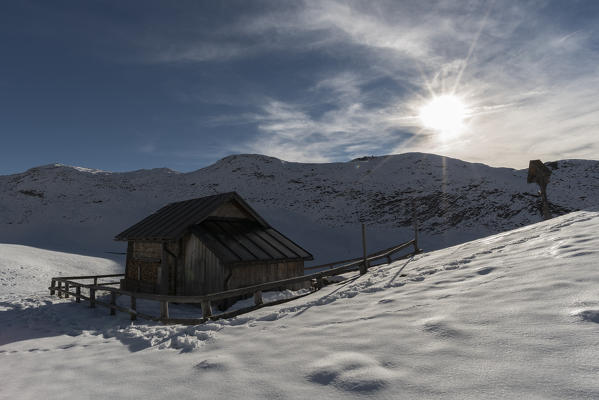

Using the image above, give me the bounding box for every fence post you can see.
[201,300,212,318]
[94,277,98,286]
[64,282,70,298]
[360,223,368,275]
[253,291,263,306]
[413,201,419,252]
[316,276,324,289]
[75,286,81,303]
[386,255,392,264]
[110,292,116,316]
[89,288,96,308]
[57,281,63,298]
[50,279,56,295]
[160,301,169,321]
[130,296,137,321]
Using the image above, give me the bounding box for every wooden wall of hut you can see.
[124,240,162,292]
[227,260,306,291]
[163,241,180,295]
[123,240,180,294]
[183,234,224,295]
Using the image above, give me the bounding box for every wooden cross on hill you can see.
[527,159,552,220]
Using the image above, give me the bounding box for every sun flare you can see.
[419,95,467,139]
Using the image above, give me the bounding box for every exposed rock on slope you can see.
[0,153,596,262]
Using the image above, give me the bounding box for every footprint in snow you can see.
[476,267,494,275]
[423,320,468,339]
[421,269,439,275]
[361,287,385,294]
[306,352,391,393]
[571,236,594,244]
[576,310,599,324]
[193,360,225,371]
[228,316,253,326]
[256,312,284,322]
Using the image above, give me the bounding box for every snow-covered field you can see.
[2,210,599,399]
[0,244,122,296]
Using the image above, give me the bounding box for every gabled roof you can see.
[192,218,313,265]
[114,192,270,241]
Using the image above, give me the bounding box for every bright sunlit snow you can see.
[2,210,599,398]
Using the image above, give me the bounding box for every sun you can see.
[419,95,467,139]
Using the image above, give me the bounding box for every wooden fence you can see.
[49,239,419,325]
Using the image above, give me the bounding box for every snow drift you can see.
[1,210,599,398]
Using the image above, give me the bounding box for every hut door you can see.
[184,234,214,295]
[185,236,202,295]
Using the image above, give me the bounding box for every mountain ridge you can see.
[1,153,597,263]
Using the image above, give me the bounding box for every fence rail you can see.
[304,239,418,271]
[49,238,420,324]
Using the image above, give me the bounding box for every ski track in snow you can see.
[1,210,599,398]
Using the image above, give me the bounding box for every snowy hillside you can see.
[0,244,122,296]
[2,210,598,398]
[1,153,597,263]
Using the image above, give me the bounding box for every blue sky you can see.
[1,0,598,174]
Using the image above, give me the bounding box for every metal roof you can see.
[192,218,313,265]
[114,192,270,241]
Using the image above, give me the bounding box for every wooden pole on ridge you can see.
[527,160,552,221]
[360,223,368,275]
[413,200,419,252]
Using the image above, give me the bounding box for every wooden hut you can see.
[115,192,313,296]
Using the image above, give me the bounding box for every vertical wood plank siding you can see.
[125,241,134,279]
[124,236,306,296]
[184,235,224,295]
[165,242,179,295]
[176,238,185,295]
[228,260,306,291]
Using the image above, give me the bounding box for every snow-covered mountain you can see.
[1,153,597,263]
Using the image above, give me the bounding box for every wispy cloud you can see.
[141,0,599,167]
[232,96,419,162]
